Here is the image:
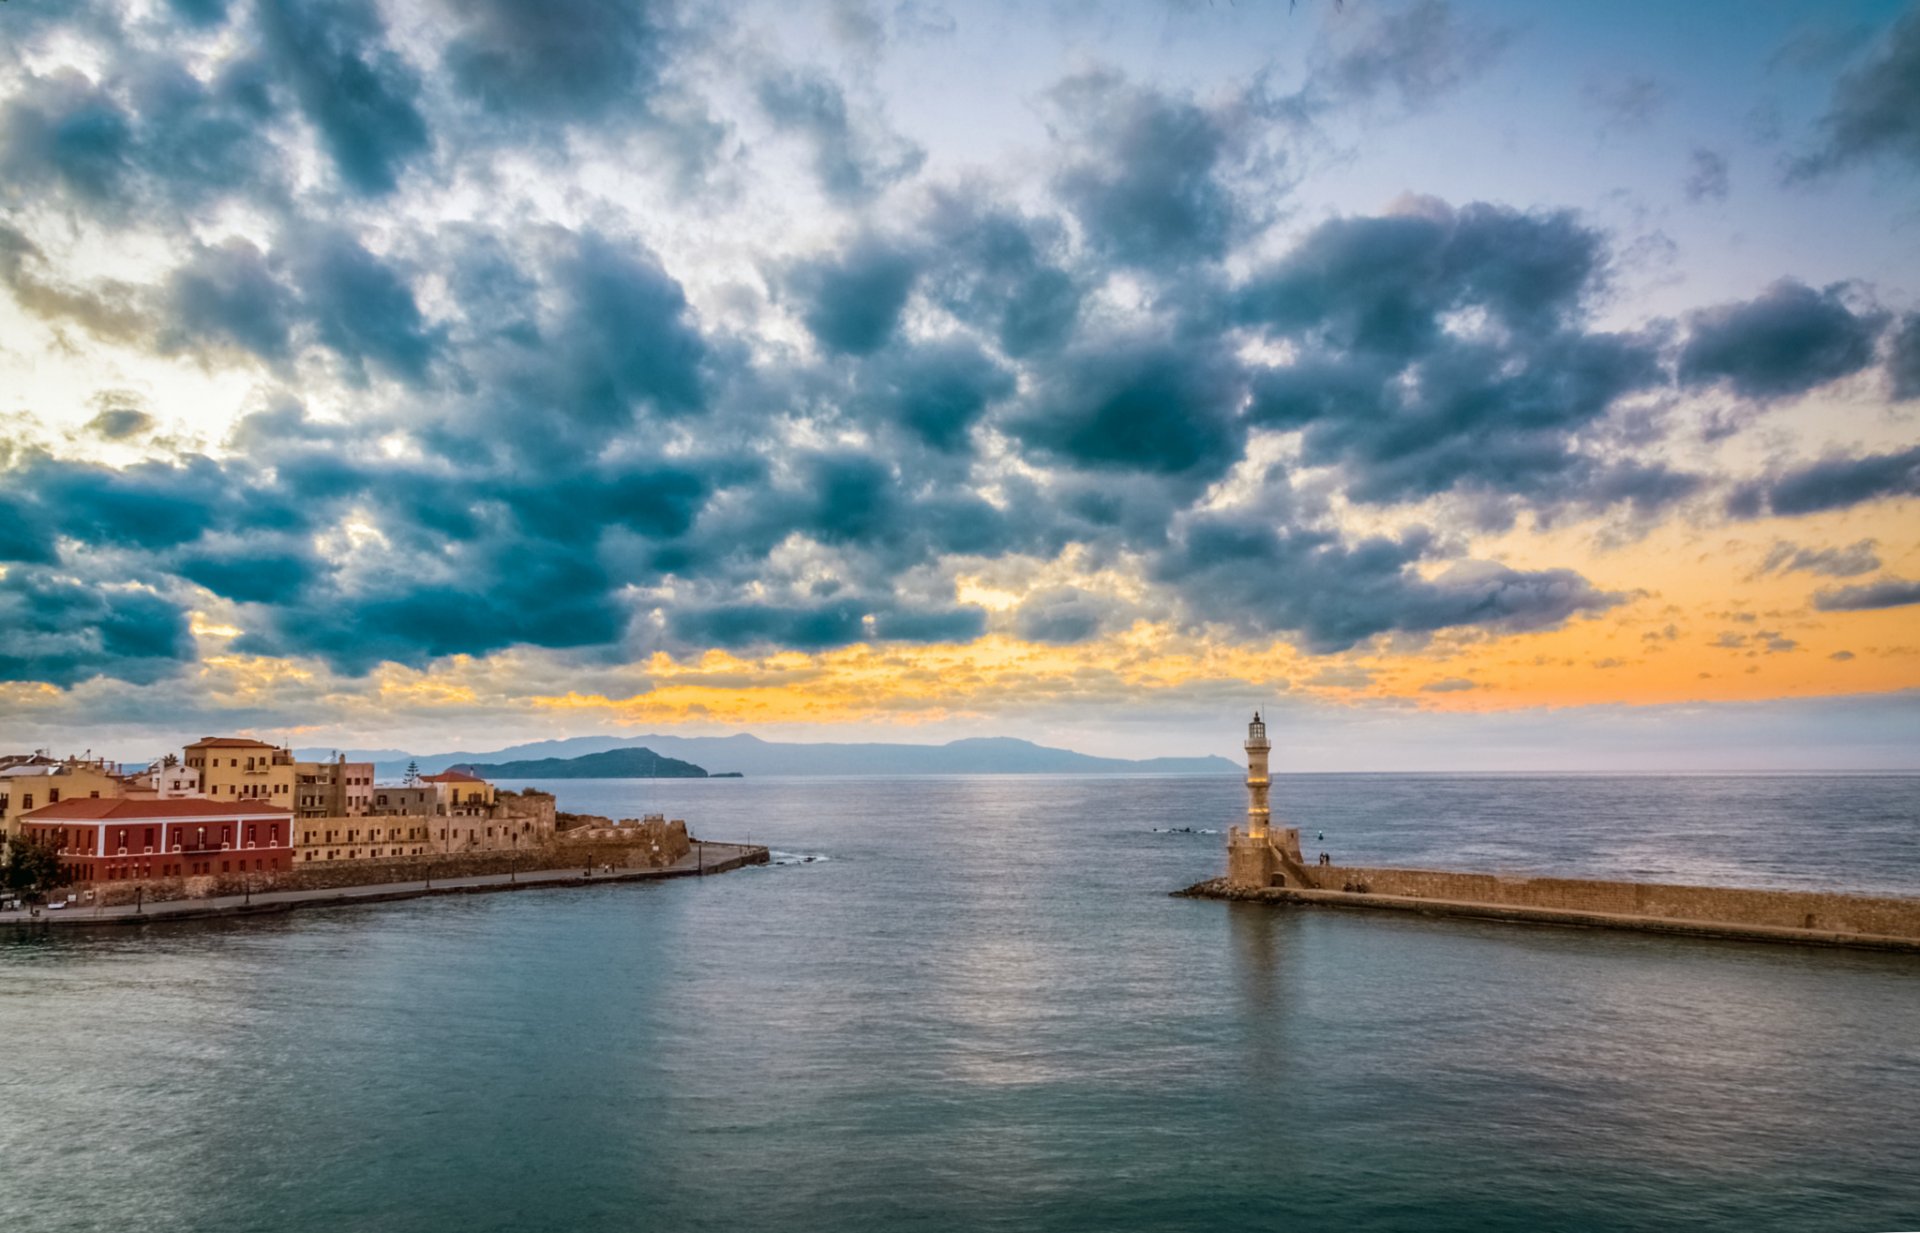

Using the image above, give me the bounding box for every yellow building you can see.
[419,770,496,814]
[183,737,295,806]
[0,756,125,837]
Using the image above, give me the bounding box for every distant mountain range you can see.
[461,747,709,780]
[295,733,1240,780]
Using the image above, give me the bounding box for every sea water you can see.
[2,773,1917,1232]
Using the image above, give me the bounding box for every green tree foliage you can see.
[2,834,63,902]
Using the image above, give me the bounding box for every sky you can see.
[0,0,1917,768]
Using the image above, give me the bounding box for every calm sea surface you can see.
[3,773,1918,1232]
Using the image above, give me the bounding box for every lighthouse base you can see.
[1227,826,1313,890]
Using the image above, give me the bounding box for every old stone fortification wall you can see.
[93,819,691,906]
[1318,865,1920,939]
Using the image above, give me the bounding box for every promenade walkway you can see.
[1,842,767,930]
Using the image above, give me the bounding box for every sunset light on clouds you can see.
[1,0,1916,766]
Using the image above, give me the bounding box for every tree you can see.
[2,834,62,903]
[161,753,178,768]
[404,760,421,786]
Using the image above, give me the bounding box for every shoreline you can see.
[1178,877,1920,954]
[2,842,768,932]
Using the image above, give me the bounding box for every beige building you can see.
[294,812,436,862]
[0,756,125,836]
[184,737,296,805]
[420,769,496,814]
[294,757,375,819]
[294,779,556,861]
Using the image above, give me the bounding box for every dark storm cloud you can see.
[0,568,193,687]
[1891,314,1920,400]
[870,605,988,644]
[666,599,865,651]
[1236,201,1679,511]
[0,53,282,219]
[1756,539,1881,579]
[286,229,439,383]
[1727,446,1920,518]
[757,67,925,204]
[167,0,232,27]
[856,340,1014,452]
[1007,337,1246,484]
[1679,279,1885,400]
[1789,6,1920,180]
[162,239,296,363]
[920,195,1081,358]
[0,70,132,206]
[1812,577,1920,612]
[1014,587,1121,645]
[1152,512,1621,653]
[175,542,323,605]
[786,238,920,355]
[1048,71,1242,270]
[442,0,673,123]
[430,226,709,458]
[257,0,430,196]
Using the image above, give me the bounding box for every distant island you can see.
[461,747,711,780]
[300,733,1240,779]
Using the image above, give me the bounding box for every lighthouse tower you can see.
[1225,711,1310,889]
[1245,711,1271,839]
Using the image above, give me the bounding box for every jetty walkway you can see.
[2,841,767,931]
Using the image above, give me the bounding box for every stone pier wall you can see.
[1315,865,1920,940]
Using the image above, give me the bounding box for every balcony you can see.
[175,840,230,855]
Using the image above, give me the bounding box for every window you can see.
[22,793,32,811]
[48,788,60,804]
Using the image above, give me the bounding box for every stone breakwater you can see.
[1180,866,1920,954]
[84,817,695,907]
[6,841,768,930]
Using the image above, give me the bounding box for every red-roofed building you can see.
[420,769,496,815]
[18,798,294,886]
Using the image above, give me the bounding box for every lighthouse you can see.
[1225,711,1310,889]
[1245,711,1271,839]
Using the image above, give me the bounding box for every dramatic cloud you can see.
[1891,313,1920,400]
[1679,279,1885,400]
[758,68,924,203]
[257,0,430,196]
[0,0,1911,712]
[1152,511,1621,652]
[787,237,920,355]
[1789,6,1920,179]
[1757,539,1882,578]
[0,568,193,687]
[442,0,673,123]
[1812,576,1920,611]
[1049,71,1246,270]
[1237,200,1682,513]
[1729,446,1920,517]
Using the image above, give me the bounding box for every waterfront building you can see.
[293,813,435,862]
[420,769,496,816]
[0,755,126,837]
[143,759,206,799]
[183,737,296,804]
[17,798,294,884]
[294,756,375,819]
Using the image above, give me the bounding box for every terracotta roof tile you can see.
[21,798,291,821]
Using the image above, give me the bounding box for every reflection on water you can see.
[2,773,1916,1233]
